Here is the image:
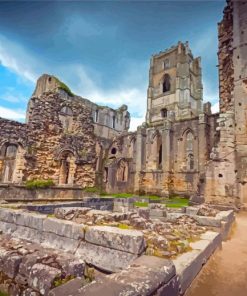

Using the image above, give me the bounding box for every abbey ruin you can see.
[0,1,246,296]
[0,0,246,207]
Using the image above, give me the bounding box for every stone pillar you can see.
[198,113,208,173]
[133,126,146,193]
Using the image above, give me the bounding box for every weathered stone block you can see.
[15,211,45,231]
[75,241,137,272]
[0,221,17,234]
[13,225,42,243]
[43,217,85,240]
[48,278,85,296]
[0,208,17,223]
[2,254,22,278]
[85,225,145,254]
[28,263,61,295]
[41,232,80,252]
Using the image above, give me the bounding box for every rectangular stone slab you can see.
[43,217,85,240]
[85,225,145,255]
[75,241,137,272]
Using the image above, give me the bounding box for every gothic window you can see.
[186,131,194,152]
[61,106,73,115]
[117,160,128,182]
[163,74,171,93]
[164,59,170,69]
[161,108,168,118]
[1,144,18,182]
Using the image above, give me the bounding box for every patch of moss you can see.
[100,193,134,198]
[54,275,75,288]
[53,76,74,97]
[25,179,54,190]
[0,292,9,296]
[47,214,55,218]
[118,223,133,230]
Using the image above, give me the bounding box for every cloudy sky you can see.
[0,0,225,130]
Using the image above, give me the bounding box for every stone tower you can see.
[146,41,203,125]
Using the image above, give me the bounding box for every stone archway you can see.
[59,151,76,185]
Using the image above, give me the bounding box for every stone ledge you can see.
[75,241,138,273]
[85,225,145,255]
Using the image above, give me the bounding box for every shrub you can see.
[84,187,100,193]
[25,179,54,190]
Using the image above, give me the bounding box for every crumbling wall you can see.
[26,91,96,187]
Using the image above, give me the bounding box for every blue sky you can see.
[0,0,225,130]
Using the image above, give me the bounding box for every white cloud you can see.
[129,116,145,131]
[0,35,39,83]
[211,102,219,114]
[0,106,25,121]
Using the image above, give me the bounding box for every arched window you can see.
[163,74,171,93]
[1,144,18,182]
[186,132,194,152]
[61,106,73,115]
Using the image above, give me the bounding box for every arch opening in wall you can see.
[111,147,117,155]
[117,159,128,182]
[163,74,171,93]
[0,143,18,183]
[59,106,73,133]
[59,150,75,185]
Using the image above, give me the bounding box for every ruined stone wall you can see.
[0,118,27,183]
[26,91,96,187]
[218,0,234,113]
[204,0,247,206]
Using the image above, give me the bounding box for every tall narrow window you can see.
[186,132,193,151]
[112,116,116,129]
[158,144,162,166]
[164,59,170,69]
[163,74,171,93]
[95,110,99,123]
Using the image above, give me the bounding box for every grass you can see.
[0,292,8,296]
[134,201,149,207]
[163,197,189,208]
[100,193,134,198]
[84,187,100,193]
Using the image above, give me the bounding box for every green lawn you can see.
[163,197,189,208]
[0,292,9,296]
